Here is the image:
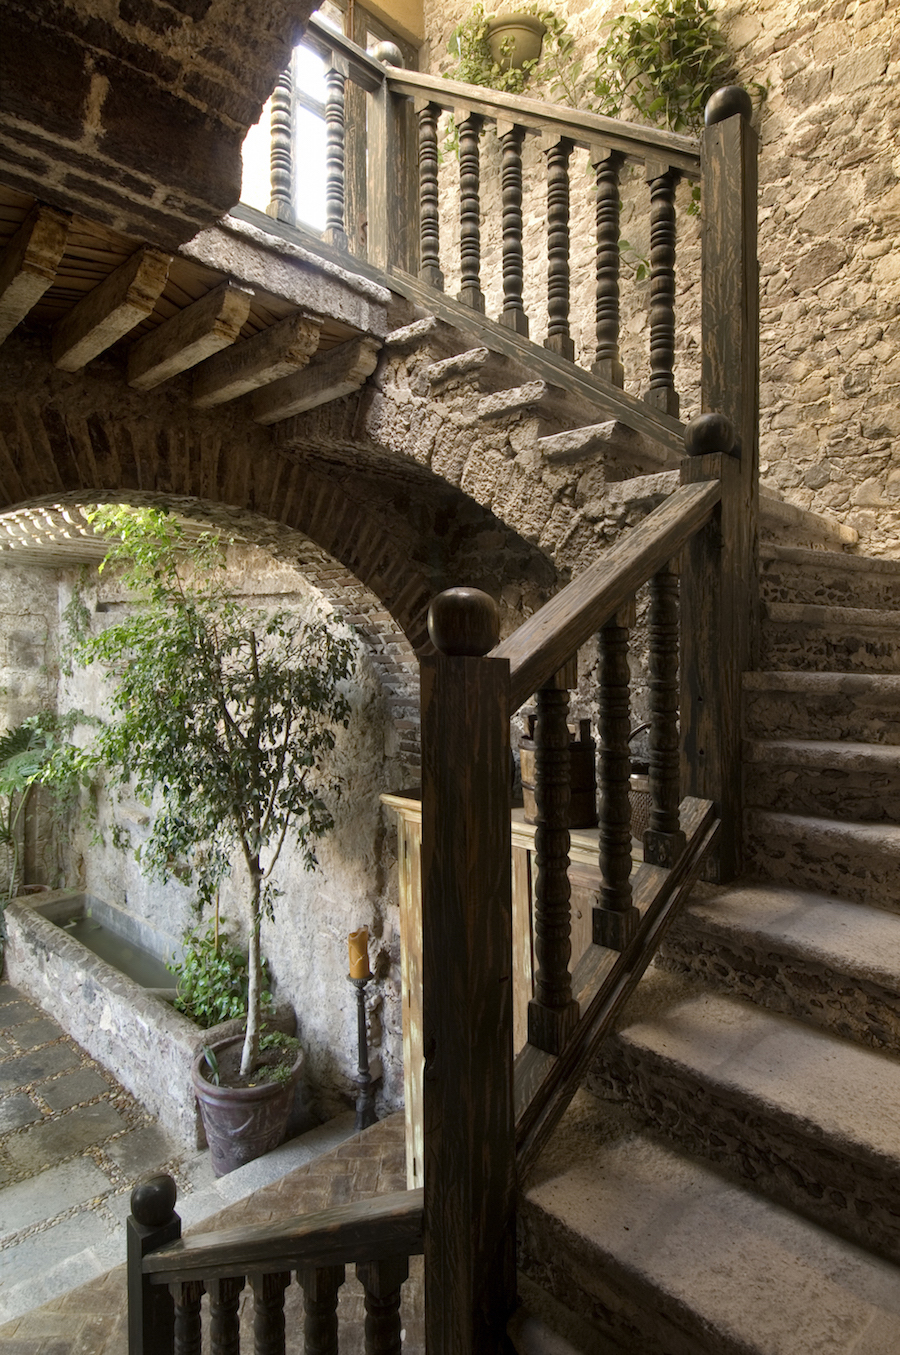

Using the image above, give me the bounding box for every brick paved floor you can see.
[0,1115,421,1354]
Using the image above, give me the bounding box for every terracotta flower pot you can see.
[485,12,546,70]
[191,1036,304,1177]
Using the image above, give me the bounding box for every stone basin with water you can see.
[5,890,204,1150]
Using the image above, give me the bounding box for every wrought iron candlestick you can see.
[348,927,377,1132]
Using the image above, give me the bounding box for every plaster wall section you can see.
[421,0,900,553]
[55,544,409,1122]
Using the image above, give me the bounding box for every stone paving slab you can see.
[0,1161,112,1242]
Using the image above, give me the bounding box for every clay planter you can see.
[191,1036,304,1177]
[485,12,546,69]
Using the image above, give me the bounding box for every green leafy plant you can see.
[0,713,83,914]
[62,506,356,1081]
[590,0,738,133]
[169,917,273,1029]
[447,2,540,96]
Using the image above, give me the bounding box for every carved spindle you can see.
[208,1276,243,1355]
[594,606,640,950]
[592,148,624,386]
[418,103,444,289]
[645,163,680,416]
[499,122,528,336]
[171,1280,204,1355]
[268,69,293,224]
[324,64,348,250]
[644,567,687,867]
[528,674,579,1055]
[357,1256,410,1355]
[457,114,486,312]
[544,136,574,362]
[250,1271,291,1355]
[299,1264,344,1355]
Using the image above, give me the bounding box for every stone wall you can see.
[421,0,900,554]
[50,544,409,1122]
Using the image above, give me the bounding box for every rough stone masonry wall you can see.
[421,0,900,554]
[55,545,409,1123]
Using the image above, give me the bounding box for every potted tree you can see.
[63,507,355,1174]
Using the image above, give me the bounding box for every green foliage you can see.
[590,0,738,133]
[0,713,84,911]
[257,1029,301,1086]
[63,505,357,1079]
[447,2,537,96]
[169,919,272,1029]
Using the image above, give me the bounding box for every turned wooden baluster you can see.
[591,147,624,386]
[250,1270,291,1355]
[644,566,686,867]
[171,1280,204,1355]
[417,101,444,289]
[324,60,349,250]
[528,664,579,1055]
[268,69,293,224]
[208,1276,244,1355]
[357,1256,409,1355]
[499,121,528,336]
[645,161,680,417]
[544,135,574,362]
[594,604,640,950]
[298,1264,345,1355]
[457,114,485,311]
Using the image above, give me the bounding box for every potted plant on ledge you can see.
[63,507,356,1174]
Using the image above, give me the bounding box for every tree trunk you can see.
[240,867,263,1078]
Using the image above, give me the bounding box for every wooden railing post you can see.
[324,58,350,251]
[421,587,515,1355]
[267,68,294,225]
[127,1175,180,1355]
[594,602,640,950]
[367,45,417,274]
[682,86,759,881]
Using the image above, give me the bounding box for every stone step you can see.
[587,981,900,1263]
[743,737,900,822]
[744,808,900,907]
[520,1118,900,1355]
[660,882,900,1050]
[760,543,900,611]
[761,602,900,674]
[743,671,900,745]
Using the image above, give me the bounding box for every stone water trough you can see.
[5,890,204,1151]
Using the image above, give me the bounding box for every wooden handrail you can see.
[493,478,722,711]
[142,1188,423,1284]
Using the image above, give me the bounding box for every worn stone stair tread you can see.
[521,1130,900,1355]
[746,807,900,855]
[761,543,900,579]
[607,988,900,1166]
[744,670,900,696]
[743,737,900,771]
[765,600,900,629]
[673,883,900,993]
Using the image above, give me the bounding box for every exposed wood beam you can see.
[251,335,381,425]
[127,282,253,391]
[191,311,323,408]
[52,246,172,371]
[0,205,71,342]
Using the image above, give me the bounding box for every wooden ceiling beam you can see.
[191,310,323,408]
[251,335,382,425]
[0,204,71,343]
[127,281,253,391]
[52,246,172,371]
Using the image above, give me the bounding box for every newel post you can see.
[127,1175,180,1355]
[421,588,515,1355]
[367,43,417,275]
[681,87,759,881]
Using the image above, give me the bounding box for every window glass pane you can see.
[240,97,272,212]
[293,107,327,231]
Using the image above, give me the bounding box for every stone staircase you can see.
[516,542,900,1353]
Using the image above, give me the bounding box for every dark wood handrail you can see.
[492,478,722,710]
[142,1188,423,1284]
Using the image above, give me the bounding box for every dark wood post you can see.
[544,134,574,361]
[367,51,417,275]
[324,58,350,251]
[267,68,294,225]
[421,587,515,1355]
[594,602,639,950]
[592,146,624,386]
[357,1255,410,1355]
[681,86,759,881]
[643,566,686,867]
[644,160,680,417]
[299,1264,345,1355]
[127,1174,180,1355]
[457,115,486,312]
[499,121,528,336]
[417,100,444,289]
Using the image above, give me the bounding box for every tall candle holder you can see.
[347,927,377,1132]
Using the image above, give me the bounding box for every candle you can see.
[348,927,371,980]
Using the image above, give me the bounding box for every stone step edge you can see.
[743,737,900,771]
[764,600,900,629]
[743,670,900,695]
[760,542,900,578]
[746,807,900,853]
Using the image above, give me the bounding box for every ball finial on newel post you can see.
[370,40,403,67]
[684,412,737,459]
[130,1173,178,1228]
[705,86,753,126]
[427,588,500,657]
